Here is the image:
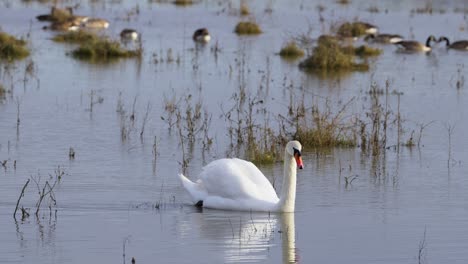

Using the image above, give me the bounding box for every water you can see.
[1,0,468,263]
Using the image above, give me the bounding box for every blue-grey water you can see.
[1,0,468,263]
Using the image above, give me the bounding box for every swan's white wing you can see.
[199,158,279,203]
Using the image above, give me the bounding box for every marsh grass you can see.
[299,38,369,72]
[279,42,305,59]
[240,2,250,16]
[337,22,368,37]
[343,45,382,57]
[235,21,262,35]
[52,30,99,44]
[173,0,193,6]
[291,100,357,148]
[0,84,6,98]
[72,37,142,62]
[0,32,30,61]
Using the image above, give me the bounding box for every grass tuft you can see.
[234,21,262,35]
[342,45,382,57]
[240,2,250,16]
[299,37,368,71]
[0,32,30,61]
[279,42,305,59]
[173,0,193,6]
[52,30,99,44]
[337,22,368,37]
[72,37,142,62]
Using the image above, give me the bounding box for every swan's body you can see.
[394,35,437,52]
[179,140,303,212]
[193,28,211,43]
[365,33,403,44]
[439,36,468,51]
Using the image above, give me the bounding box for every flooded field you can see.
[1,0,468,263]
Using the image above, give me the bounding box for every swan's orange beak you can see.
[294,153,303,170]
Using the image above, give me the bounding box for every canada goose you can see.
[364,33,403,44]
[82,18,110,29]
[69,15,89,25]
[42,20,80,31]
[438,36,468,51]
[36,6,73,22]
[355,22,378,34]
[120,29,139,41]
[192,28,211,43]
[394,35,437,52]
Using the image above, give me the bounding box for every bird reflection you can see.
[181,209,300,263]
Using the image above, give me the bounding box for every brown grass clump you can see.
[337,22,368,37]
[72,37,142,62]
[279,42,305,59]
[299,37,368,71]
[234,21,262,35]
[173,0,193,6]
[342,45,382,57]
[0,84,6,98]
[52,30,99,44]
[0,32,30,61]
[240,2,250,16]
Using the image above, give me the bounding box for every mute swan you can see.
[179,140,303,212]
[438,36,468,51]
[394,35,437,52]
[193,28,211,43]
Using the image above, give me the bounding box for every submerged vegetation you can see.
[279,42,305,59]
[0,32,30,61]
[234,21,262,35]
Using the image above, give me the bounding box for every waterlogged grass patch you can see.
[0,32,30,61]
[337,22,368,37]
[235,21,262,35]
[299,37,368,71]
[279,42,305,59]
[295,127,356,148]
[173,0,193,6]
[352,45,382,57]
[72,38,142,62]
[53,30,99,44]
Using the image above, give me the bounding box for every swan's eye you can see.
[293,147,301,157]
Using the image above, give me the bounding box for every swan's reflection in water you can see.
[180,209,298,263]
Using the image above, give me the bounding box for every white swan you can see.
[178,140,303,212]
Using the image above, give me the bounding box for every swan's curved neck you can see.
[277,151,297,212]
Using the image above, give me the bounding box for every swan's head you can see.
[286,140,303,169]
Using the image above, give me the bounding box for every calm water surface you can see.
[1,0,468,263]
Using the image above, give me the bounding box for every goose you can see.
[82,18,110,29]
[438,36,468,51]
[355,22,378,34]
[36,6,73,22]
[179,140,304,212]
[43,20,80,31]
[364,33,403,44]
[193,28,211,43]
[120,29,139,41]
[394,35,437,52]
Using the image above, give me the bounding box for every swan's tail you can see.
[178,173,206,204]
